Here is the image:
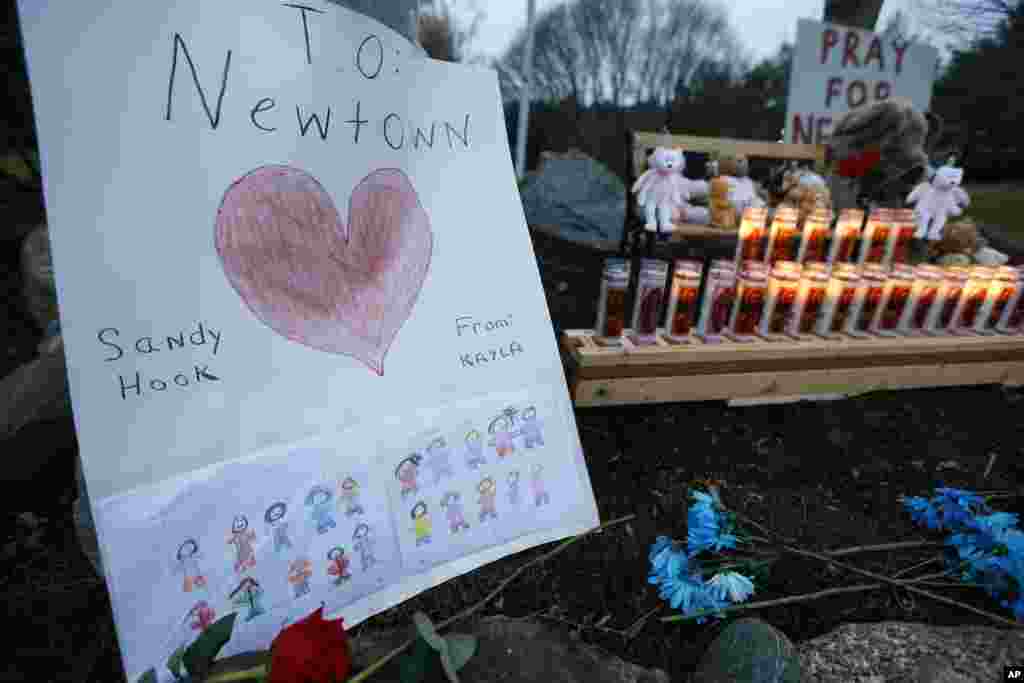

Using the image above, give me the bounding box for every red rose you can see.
[268,607,351,683]
[836,148,882,178]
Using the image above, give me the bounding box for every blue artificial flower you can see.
[934,488,988,530]
[706,571,755,604]
[648,537,689,587]
[903,496,941,531]
[969,512,1020,548]
[687,512,738,556]
[1010,596,1024,622]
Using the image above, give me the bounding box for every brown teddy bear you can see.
[929,218,978,267]
[777,166,832,224]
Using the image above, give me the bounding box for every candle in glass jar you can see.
[996,266,1024,333]
[975,266,1018,333]
[924,266,970,334]
[630,259,670,344]
[594,257,631,343]
[872,264,914,336]
[696,261,737,342]
[796,210,832,263]
[828,209,864,264]
[889,210,918,265]
[735,208,768,268]
[858,209,893,266]
[950,266,995,334]
[665,260,703,342]
[790,264,830,337]
[766,213,799,265]
[847,264,890,337]
[728,265,768,341]
[816,264,861,338]
[760,261,802,339]
[899,265,943,334]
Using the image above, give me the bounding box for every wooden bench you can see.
[561,328,1024,407]
[620,131,827,257]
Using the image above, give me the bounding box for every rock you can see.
[351,616,669,683]
[797,621,1024,682]
[519,152,626,249]
[692,618,801,682]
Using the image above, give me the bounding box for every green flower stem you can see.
[661,570,953,623]
[205,664,266,683]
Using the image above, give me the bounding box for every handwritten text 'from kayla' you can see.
[165,3,470,152]
[456,315,523,369]
[97,323,221,400]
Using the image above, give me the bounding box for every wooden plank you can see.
[571,361,1024,408]
[643,223,738,240]
[562,329,1024,371]
[633,131,825,163]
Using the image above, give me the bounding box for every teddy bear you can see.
[632,147,709,234]
[928,218,979,267]
[777,166,832,224]
[906,165,971,241]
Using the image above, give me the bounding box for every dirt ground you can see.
[3,228,1023,681]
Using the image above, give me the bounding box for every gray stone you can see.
[796,621,1024,683]
[351,616,669,683]
[692,618,801,683]
[519,151,627,249]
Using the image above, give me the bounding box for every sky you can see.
[460,0,928,64]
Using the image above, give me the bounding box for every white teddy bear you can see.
[906,166,971,241]
[632,147,708,233]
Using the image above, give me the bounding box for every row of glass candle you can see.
[595,257,1024,344]
[736,206,919,269]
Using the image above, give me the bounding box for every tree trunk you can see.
[822,0,885,29]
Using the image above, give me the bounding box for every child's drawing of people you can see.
[230,577,265,621]
[507,471,521,505]
[411,501,432,546]
[353,523,376,571]
[289,557,313,598]
[521,406,545,449]
[306,485,337,534]
[425,437,454,484]
[489,413,516,459]
[337,476,364,517]
[395,454,422,499]
[464,429,486,469]
[188,601,216,632]
[326,546,351,586]
[478,477,498,522]
[440,491,469,534]
[530,463,550,507]
[264,502,292,554]
[227,515,257,574]
[174,538,207,593]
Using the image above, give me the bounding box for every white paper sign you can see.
[17,2,599,680]
[784,18,939,144]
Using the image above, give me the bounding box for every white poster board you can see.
[17,2,599,681]
[784,18,939,144]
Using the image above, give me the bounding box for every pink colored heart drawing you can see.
[214,165,433,375]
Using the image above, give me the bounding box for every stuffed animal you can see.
[929,218,979,266]
[720,154,767,214]
[906,165,970,241]
[632,147,709,231]
[778,167,832,224]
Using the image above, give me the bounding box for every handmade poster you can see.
[17,1,599,681]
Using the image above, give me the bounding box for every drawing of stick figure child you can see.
[337,476,364,517]
[521,406,545,449]
[288,557,313,598]
[353,523,376,571]
[174,539,207,593]
[395,454,422,499]
[464,429,486,469]
[229,577,265,621]
[326,546,351,586]
[188,601,216,632]
[227,515,257,573]
[489,414,515,459]
[507,471,521,505]
[530,463,550,507]
[477,477,498,522]
[426,437,454,484]
[306,485,336,534]
[411,501,432,546]
[440,491,469,534]
[264,502,292,554]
